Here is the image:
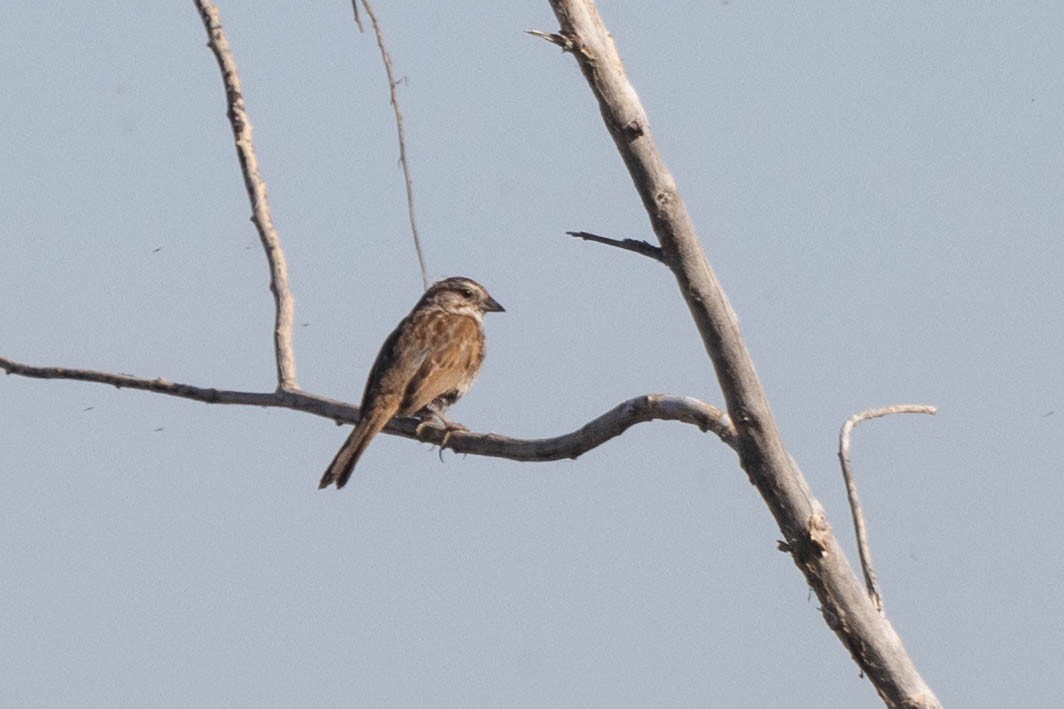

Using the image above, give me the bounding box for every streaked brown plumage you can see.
[318,276,504,489]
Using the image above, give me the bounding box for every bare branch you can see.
[0,355,732,462]
[540,2,941,705]
[838,405,938,613]
[359,0,430,291]
[567,230,665,263]
[195,0,298,392]
[436,394,735,459]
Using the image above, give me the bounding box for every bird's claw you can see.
[415,418,468,461]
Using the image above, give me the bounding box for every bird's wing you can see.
[399,311,484,416]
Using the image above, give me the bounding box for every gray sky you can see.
[3,2,1062,707]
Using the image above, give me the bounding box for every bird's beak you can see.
[483,296,505,313]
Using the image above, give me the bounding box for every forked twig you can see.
[195,0,298,391]
[838,404,938,612]
[358,0,430,291]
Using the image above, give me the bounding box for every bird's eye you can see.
[460,287,473,298]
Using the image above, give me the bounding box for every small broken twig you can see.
[567,231,665,264]
[838,404,938,612]
[526,28,576,51]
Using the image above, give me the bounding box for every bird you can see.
[319,276,505,489]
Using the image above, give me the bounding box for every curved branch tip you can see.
[837,403,938,613]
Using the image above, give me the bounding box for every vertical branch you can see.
[358,0,431,291]
[838,405,938,612]
[195,0,299,391]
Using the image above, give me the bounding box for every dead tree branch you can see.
[195,0,298,391]
[838,405,938,613]
[358,0,430,291]
[537,2,940,706]
[0,355,731,462]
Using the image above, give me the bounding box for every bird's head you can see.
[420,276,505,319]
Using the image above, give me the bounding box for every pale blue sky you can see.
[3,3,1063,707]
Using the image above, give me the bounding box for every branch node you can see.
[622,119,644,141]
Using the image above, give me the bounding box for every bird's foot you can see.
[415,416,468,460]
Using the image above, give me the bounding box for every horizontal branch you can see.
[435,393,734,460]
[0,355,733,462]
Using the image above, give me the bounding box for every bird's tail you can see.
[318,411,391,490]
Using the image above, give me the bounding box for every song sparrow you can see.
[318,276,505,489]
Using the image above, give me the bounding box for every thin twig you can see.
[359,0,430,291]
[838,404,938,612]
[0,355,735,461]
[195,0,298,391]
[568,230,665,263]
[350,0,364,32]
